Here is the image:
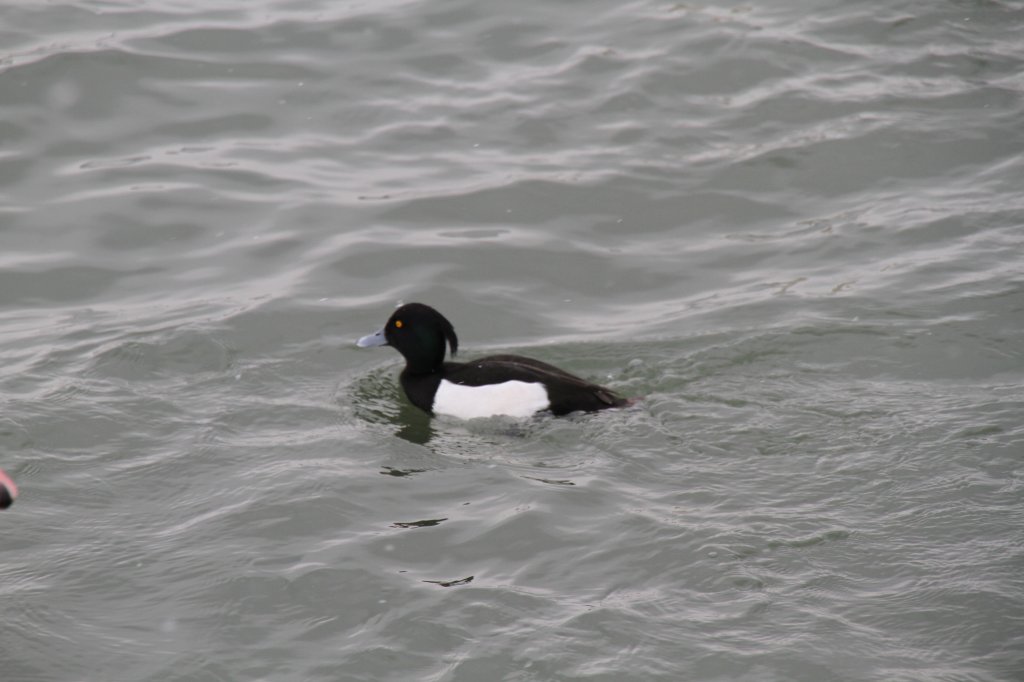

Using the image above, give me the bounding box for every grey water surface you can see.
[2,0,1023,680]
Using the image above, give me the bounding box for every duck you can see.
[357,303,631,419]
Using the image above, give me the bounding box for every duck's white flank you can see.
[432,379,550,419]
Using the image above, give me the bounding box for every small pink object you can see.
[0,468,17,509]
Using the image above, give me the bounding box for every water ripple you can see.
[2,0,1023,679]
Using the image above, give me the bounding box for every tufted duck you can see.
[357,303,630,419]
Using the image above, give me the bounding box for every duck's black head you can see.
[357,302,458,374]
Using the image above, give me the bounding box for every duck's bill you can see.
[357,328,388,348]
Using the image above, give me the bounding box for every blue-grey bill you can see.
[356,328,388,348]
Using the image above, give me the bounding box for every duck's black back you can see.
[442,354,628,416]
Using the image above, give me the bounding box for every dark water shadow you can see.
[349,366,436,446]
[392,399,435,445]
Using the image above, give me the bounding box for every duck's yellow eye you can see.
[395,320,403,329]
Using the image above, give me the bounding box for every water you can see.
[2,0,1023,679]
